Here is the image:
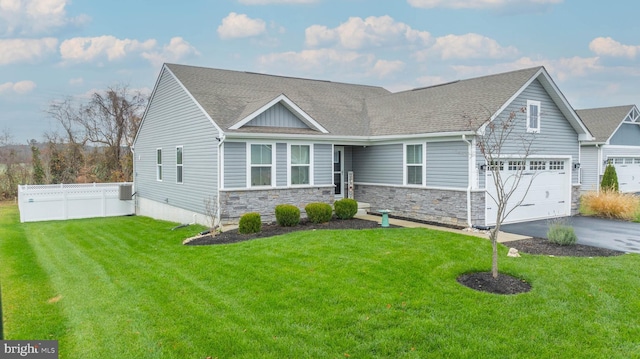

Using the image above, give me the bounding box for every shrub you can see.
[601,163,619,192]
[238,212,261,234]
[547,220,577,246]
[581,190,640,220]
[305,202,333,223]
[275,204,300,227]
[334,198,358,219]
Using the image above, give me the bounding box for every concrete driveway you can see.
[501,216,640,254]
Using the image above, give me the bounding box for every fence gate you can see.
[18,183,134,223]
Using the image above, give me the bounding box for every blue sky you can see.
[1,0,639,142]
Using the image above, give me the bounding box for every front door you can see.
[334,146,344,199]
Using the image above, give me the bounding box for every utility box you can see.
[119,184,133,200]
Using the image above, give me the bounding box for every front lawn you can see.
[1,203,639,358]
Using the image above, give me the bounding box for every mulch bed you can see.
[184,217,626,295]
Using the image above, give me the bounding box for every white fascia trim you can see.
[163,65,225,136]
[219,184,335,192]
[602,145,640,150]
[229,94,329,133]
[223,130,475,143]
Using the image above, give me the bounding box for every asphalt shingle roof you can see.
[575,105,635,143]
[165,63,546,137]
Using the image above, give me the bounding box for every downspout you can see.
[216,133,226,227]
[462,134,473,228]
[596,144,601,194]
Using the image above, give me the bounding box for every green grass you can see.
[1,203,640,358]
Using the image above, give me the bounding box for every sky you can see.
[1,0,639,143]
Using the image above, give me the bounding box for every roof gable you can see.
[229,94,328,133]
[576,105,637,144]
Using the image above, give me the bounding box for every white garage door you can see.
[486,159,571,225]
[609,157,640,193]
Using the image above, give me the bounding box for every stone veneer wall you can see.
[219,186,334,224]
[355,184,485,227]
[571,184,581,215]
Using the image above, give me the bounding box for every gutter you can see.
[216,133,226,226]
[462,134,473,228]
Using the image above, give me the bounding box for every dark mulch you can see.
[184,218,398,246]
[184,217,625,295]
[457,272,532,295]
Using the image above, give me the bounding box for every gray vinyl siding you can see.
[223,142,247,188]
[609,123,640,146]
[486,79,580,183]
[134,67,219,215]
[426,141,469,188]
[276,143,287,186]
[247,102,308,128]
[602,146,640,161]
[352,144,403,185]
[314,144,332,185]
[580,146,600,192]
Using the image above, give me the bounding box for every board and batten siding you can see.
[426,141,469,188]
[352,144,403,185]
[223,142,247,188]
[314,144,332,185]
[609,123,640,146]
[483,79,580,184]
[247,102,309,129]
[134,67,219,215]
[580,145,600,192]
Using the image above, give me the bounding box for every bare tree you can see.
[204,196,220,235]
[471,107,537,278]
[46,85,147,182]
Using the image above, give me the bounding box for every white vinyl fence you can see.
[18,183,134,223]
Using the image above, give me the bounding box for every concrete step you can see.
[357,201,370,216]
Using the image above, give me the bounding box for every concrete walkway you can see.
[355,214,530,243]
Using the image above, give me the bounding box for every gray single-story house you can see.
[132,64,592,227]
[577,105,640,193]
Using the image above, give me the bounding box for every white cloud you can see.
[419,33,518,60]
[407,0,562,9]
[370,60,405,78]
[258,48,375,74]
[0,0,89,35]
[142,37,200,68]
[305,15,431,50]
[589,37,639,59]
[217,12,266,39]
[238,0,318,3]
[0,37,57,65]
[59,35,156,62]
[69,77,83,85]
[451,56,602,81]
[0,80,36,94]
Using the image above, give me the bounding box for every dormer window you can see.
[527,100,541,133]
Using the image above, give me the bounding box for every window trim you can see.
[247,142,275,187]
[526,100,541,133]
[156,148,163,181]
[176,146,183,184]
[404,143,425,186]
[288,143,314,186]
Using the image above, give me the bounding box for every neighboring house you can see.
[133,64,592,228]
[576,105,640,193]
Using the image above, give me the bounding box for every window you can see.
[529,160,546,171]
[291,145,310,185]
[527,100,541,133]
[250,144,273,186]
[487,160,504,171]
[406,144,423,185]
[176,146,183,183]
[549,161,564,170]
[156,148,162,181]
[508,160,525,171]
